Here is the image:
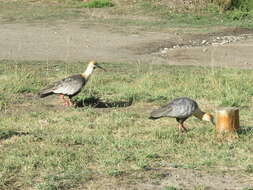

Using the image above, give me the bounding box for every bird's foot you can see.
[181,124,188,132]
[66,99,74,107]
[60,94,69,106]
[178,124,188,133]
[63,98,75,107]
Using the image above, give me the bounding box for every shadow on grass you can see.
[238,126,253,135]
[0,130,29,140]
[75,96,133,108]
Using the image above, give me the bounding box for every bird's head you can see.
[88,60,106,71]
[202,113,215,125]
[81,61,106,79]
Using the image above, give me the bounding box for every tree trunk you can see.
[216,107,240,138]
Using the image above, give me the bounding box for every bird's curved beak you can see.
[211,117,216,126]
[96,64,106,71]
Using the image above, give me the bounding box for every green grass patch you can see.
[231,0,253,11]
[246,164,253,173]
[77,0,113,8]
[164,186,181,190]
[0,0,85,22]
[0,0,252,29]
[0,60,253,189]
[135,1,253,28]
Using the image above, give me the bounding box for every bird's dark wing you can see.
[150,104,173,118]
[39,75,85,97]
[39,80,63,98]
[150,97,198,119]
[166,98,198,118]
[52,75,85,96]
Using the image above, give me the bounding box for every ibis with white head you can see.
[149,97,215,132]
[39,60,105,106]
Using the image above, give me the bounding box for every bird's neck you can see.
[193,108,205,120]
[81,64,94,80]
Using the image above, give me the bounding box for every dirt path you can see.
[1,23,253,68]
[83,167,253,190]
[160,37,253,69]
[0,23,172,63]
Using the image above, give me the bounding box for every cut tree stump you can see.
[216,107,240,138]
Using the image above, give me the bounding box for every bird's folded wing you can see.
[52,77,84,95]
[150,104,173,118]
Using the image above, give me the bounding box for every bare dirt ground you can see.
[1,22,253,190]
[1,23,253,68]
[83,167,253,190]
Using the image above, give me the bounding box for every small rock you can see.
[173,45,180,49]
[212,42,220,46]
[202,48,208,52]
[201,40,207,44]
[161,48,169,54]
[220,41,228,45]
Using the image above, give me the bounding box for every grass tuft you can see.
[164,186,181,190]
[79,0,114,8]
[246,164,253,173]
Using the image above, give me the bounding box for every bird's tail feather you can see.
[38,87,54,98]
[149,116,160,120]
[150,106,168,119]
[39,91,53,98]
[38,83,57,98]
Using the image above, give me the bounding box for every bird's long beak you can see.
[96,64,106,71]
[211,118,216,126]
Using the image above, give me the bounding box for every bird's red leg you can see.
[180,124,188,132]
[67,98,73,107]
[177,124,182,132]
[59,94,68,106]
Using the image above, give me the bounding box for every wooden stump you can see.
[216,107,240,139]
